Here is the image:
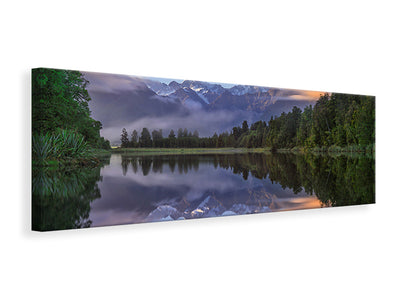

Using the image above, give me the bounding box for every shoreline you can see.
[110,146,375,156]
[110,147,268,155]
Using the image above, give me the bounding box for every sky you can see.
[83,71,324,144]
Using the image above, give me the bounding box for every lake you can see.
[32,152,375,231]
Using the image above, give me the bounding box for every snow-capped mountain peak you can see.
[229,85,270,96]
[179,80,226,104]
[141,78,176,96]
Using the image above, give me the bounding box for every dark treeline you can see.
[120,127,232,148]
[120,93,375,151]
[266,93,375,150]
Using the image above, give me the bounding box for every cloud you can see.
[101,109,256,144]
[272,89,326,101]
[83,71,147,94]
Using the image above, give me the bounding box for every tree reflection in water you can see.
[120,153,375,208]
[32,152,374,231]
[32,156,110,231]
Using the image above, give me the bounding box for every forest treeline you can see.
[120,93,375,151]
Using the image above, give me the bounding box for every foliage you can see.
[120,128,129,147]
[140,128,152,147]
[32,129,95,165]
[32,157,110,231]
[130,130,138,147]
[32,68,111,150]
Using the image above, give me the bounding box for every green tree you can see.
[168,129,176,148]
[354,96,375,146]
[120,128,129,147]
[152,129,163,147]
[139,128,152,147]
[297,105,313,147]
[232,126,241,140]
[32,68,106,147]
[131,130,138,147]
[177,128,183,138]
[312,93,335,146]
[169,129,176,138]
[242,120,249,133]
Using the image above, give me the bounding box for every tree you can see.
[232,126,241,140]
[355,97,375,146]
[139,128,152,147]
[177,128,183,138]
[284,106,302,147]
[99,137,111,150]
[211,132,218,147]
[217,134,225,148]
[131,130,138,147]
[152,129,163,147]
[242,120,249,133]
[193,130,199,138]
[297,105,313,147]
[168,129,176,148]
[120,128,129,148]
[312,93,335,146]
[32,68,106,147]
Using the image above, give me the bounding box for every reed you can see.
[32,129,94,164]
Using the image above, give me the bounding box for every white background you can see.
[1,1,399,299]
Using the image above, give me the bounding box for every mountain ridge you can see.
[84,72,321,143]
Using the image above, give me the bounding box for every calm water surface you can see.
[32,153,375,231]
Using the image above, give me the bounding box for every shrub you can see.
[32,129,94,164]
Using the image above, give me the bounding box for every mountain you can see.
[168,80,181,91]
[208,87,311,113]
[84,72,321,143]
[168,86,208,109]
[141,78,175,96]
[180,80,226,104]
[147,79,317,114]
[229,85,270,96]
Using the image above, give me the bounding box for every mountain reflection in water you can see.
[32,153,375,231]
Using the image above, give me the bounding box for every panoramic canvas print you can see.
[32,68,375,231]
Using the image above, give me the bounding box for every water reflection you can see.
[32,153,375,231]
[31,156,110,231]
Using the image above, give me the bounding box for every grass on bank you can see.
[111,147,271,155]
[111,144,375,155]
